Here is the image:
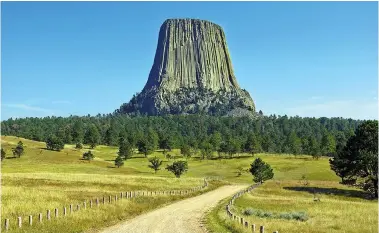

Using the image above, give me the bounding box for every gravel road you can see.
[99,185,247,233]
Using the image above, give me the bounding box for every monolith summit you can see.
[118,18,256,116]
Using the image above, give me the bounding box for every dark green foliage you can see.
[148,157,163,173]
[159,136,173,153]
[330,120,378,197]
[249,158,274,183]
[287,132,301,155]
[82,150,94,162]
[115,156,124,168]
[1,115,361,157]
[75,143,83,149]
[46,135,65,151]
[12,141,24,158]
[84,124,100,149]
[118,139,133,159]
[166,160,188,178]
[180,144,192,159]
[244,133,261,155]
[200,142,213,160]
[1,148,6,161]
[137,138,153,157]
[72,120,84,143]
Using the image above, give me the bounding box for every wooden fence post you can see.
[29,215,32,226]
[244,221,248,228]
[39,213,42,222]
[77,204,80,211]
[83,201,86,209]
[55,208,58,217]
[64,207,67,216]
[241,218,244,225]
[90,200,93,208]
[70,204,73,213]
[47,210,51,220]
[260,225,264,233]
[18,217,21,228]
[121,192,123,199]
[96,198,99,206]
[115,195,118,201]
[4,219,9,231]
[273,231,278,233]
[109,196,111,203]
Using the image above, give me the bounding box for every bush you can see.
[291,211,308,221]
[82,151,94,162]
[241,208,309,222]
[243,208,255,216]
[75,143,83,149]
[46,135,65,151]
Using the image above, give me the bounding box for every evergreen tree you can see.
[137,138,153,157]
[115,156,124,168]
[46,135,65,151]
[148,157,163,173]
[330,120,378,197]
[287,132,301,155]
[321,132,336,156]
[249,158,274,183]
[166,161,188,178]
[72,120,84,143]
[82,150,94,162]
[244,133,261,155]
[12,141,24,158]
[1,148,6,161]
[118,139,133,159]
[84,124,100,149]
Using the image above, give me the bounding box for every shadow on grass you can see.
[283,186,373,200]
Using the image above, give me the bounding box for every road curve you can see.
[99,185,248,233]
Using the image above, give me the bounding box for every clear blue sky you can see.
[2,2,378,120]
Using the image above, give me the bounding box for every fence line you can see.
[225,183,279,233]
[3,177,218,231]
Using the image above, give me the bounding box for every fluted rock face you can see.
[119,19,256,116]
[145,19,239,92]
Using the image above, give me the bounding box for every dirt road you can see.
[99,185,247,233]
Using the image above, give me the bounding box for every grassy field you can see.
[2,135,376,232]
[206,157,378,233]
[0,136,225,232]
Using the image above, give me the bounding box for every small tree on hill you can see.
[1,148,6,161]
[118,139,133,160]
[82,150,94,162]
[180,144,192,160]
[249,158,274,183]
[115,156,124,168]
[148,157,163,174]
[12,141,24,158]
[75,143,83,149]
[200,142,213,160]
[137,138,153,157]
[166,161,188,178]
[46,135,65,151]
[84,124,100,149]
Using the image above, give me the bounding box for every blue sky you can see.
[2,2,378,120]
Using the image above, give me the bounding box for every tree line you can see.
[1,114,361,157]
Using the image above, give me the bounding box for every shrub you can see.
[166,160,188,178]
[291,211,308,221]
[82,151,94,162]
[243,208,255,216]
[75,143,83,149]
